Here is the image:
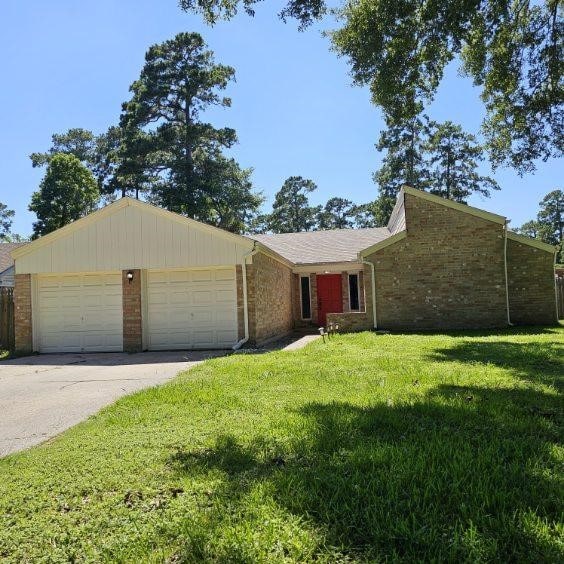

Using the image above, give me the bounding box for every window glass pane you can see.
[349,274,359,310]
[301,277,311,319]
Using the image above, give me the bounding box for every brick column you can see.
[341,272,350,312]
[14,274,33,354]
[122,269,142,353]
[310,274,318,324]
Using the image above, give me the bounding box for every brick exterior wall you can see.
[122,269,142,352]
[310,274,318,325]
[327,266,373,331]
[507,239,557,325]
[247,252,293,344]
[366,193,508,330]
[341,273,350,312]
[14,273,33,354]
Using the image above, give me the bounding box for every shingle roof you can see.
[0,243,26,273]
[253,227,393,265]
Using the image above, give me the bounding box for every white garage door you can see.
[147,268,237,350]
[37,273,123,353]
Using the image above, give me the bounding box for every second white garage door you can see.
[37,273,123,353]
[146,268,238,350]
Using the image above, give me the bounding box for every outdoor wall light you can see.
[126,271,134,284]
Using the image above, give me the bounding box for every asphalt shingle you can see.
[253,227,392,265]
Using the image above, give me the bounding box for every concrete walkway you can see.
[0,350,226,457]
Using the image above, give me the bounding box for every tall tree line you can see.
[516,190,563,262]
[371,117,500,224]
[180,0,563,176]
[29,33,263,238]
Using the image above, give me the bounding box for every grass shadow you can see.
[428,338,563,390]
[169,383,562,562]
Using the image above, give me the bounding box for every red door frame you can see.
[316,274,342,327]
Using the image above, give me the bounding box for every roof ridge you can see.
[253,226,389,237]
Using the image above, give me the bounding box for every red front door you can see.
[316,274,343,327]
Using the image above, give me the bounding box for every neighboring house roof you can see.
[253,227,392,265]
[0,242,26,274]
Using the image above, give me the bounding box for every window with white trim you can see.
[300,276,311,319]
[348,273,360,311]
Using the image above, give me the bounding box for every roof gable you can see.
[14,198,254,274]
[402,185,506,225]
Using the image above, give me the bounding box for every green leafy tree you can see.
[374,116,430,196]
[318,197,356,229]
[515,220,552,241]
[197,154,264,233]
[537,190,563,246]
[181,0,563,174]
[29,154,99,238]
[268,176,320,233]
[0,202,15,241]
[373,118,498,223]
[96,125,154,200]
[425,121,500,202]
[120,32,244,219]
[351,202,378,228]
[30,127,131,200]
[247,213,271,234]
[30,128,97,168]
[373,115,430,224]
[516,189,562,261]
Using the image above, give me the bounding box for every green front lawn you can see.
[1,328,562,562]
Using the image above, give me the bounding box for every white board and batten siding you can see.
[14,198,254,274]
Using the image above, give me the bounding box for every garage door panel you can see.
[191,310,213,323]
[193,330,214,346]
[217,329,237,346]
[191,270,212,282]
[170,291,191,304]
[40,332,82,353]
[215,268,235,281]
[215,289,235,302]
[37,273,122,353]
[147,268,237,350]
[216,310,236,323]
[169,270,191,283]
[192,290,212,305]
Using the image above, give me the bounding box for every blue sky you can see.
[1,0,561,236]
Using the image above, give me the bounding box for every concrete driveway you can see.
[0,350,227,457]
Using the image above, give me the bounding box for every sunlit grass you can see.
[0,327,562,562]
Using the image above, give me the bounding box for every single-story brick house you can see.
[12,186,557,354]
